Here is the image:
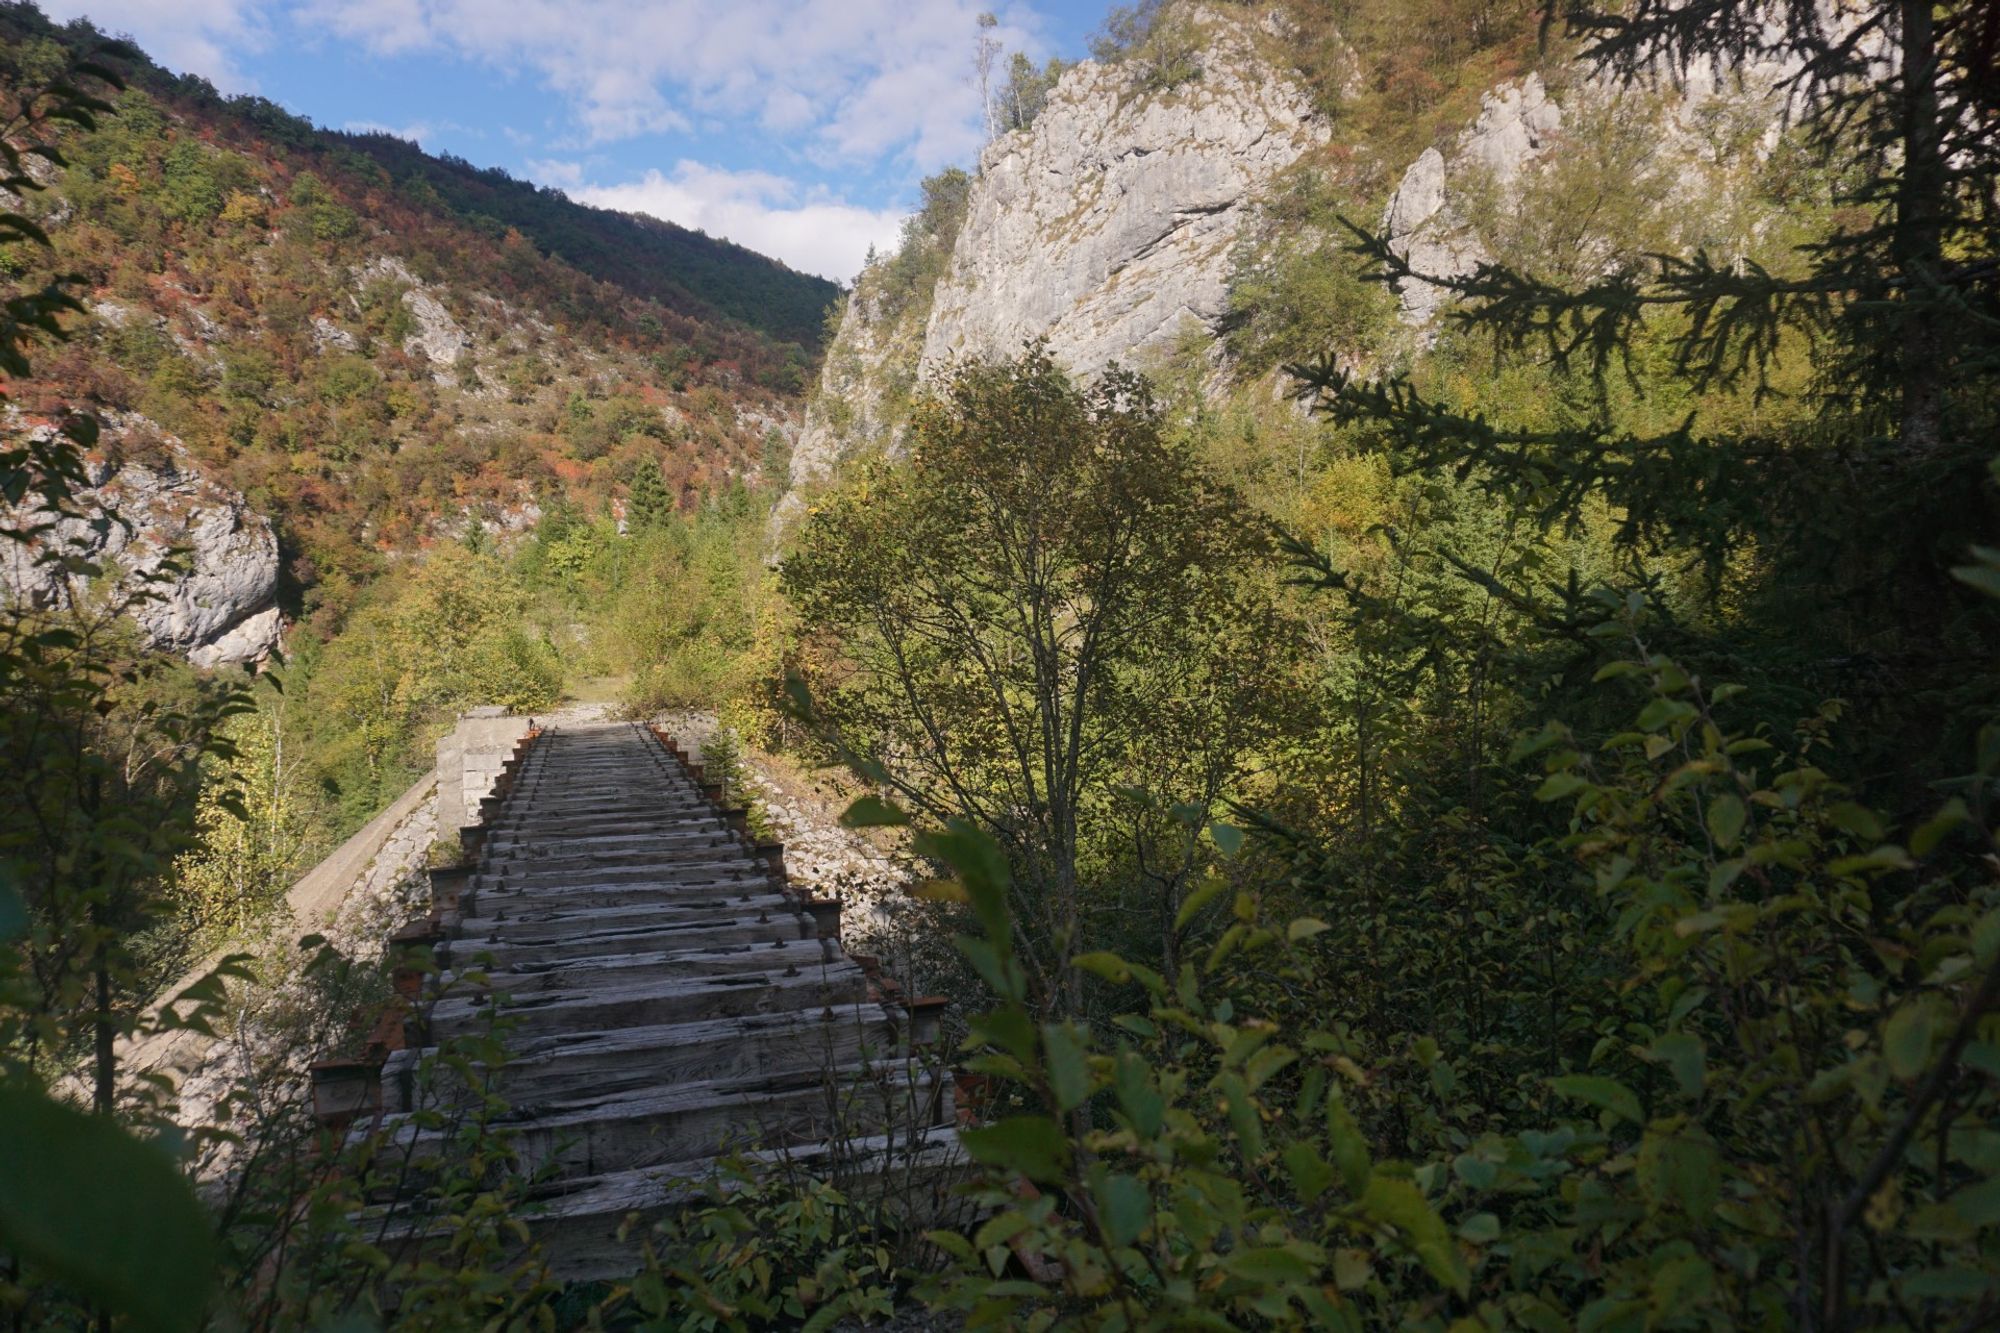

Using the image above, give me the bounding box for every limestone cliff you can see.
[782,6,1323,528]
[784,4,1810,529]
[1,411,282,667]
[920,13,1326,377]
[777,279,923,534]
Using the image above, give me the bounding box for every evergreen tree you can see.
[626,456,673,533]
[1294,0,2000,795]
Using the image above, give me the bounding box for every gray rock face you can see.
[311,315,358,354]
[779,6,1325,536]
[1,412,282,667]
[1461,73,1566,187]
[356,256,471,383]
[920,10,1327,379]
[1382,146,1478,326]
[1381,51,1811,332]
[400,286,470,370]
[776,288,909,535]
[1381,73,1567,328]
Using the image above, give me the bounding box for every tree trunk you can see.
[93,959,113,1118]
[1895,0,1946,454]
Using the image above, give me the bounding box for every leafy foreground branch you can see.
[902,596,2000,1331]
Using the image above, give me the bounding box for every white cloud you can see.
[39,0,269,92]
[569,161,906,283]
[291,0,1047,167]
[524,157,584,188]
[342,117,479,147]
[343,118,427,143]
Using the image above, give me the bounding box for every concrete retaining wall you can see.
[123,766,440,1118]
[437,706,534,833]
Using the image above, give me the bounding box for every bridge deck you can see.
[371,721,954,1279]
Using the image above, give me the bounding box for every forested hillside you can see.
[340,131,836,349]
[0,1,824,837]
[0,0,828,623]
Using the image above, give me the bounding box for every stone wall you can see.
[437,706,535,834]
[121,766,441,1144]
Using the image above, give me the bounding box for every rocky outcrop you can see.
[921,9,1326,378]
[356,257,471,384]
[1382,74,1565,327]
[311,315,359,353]
[775,287,912,534]
[400,287,471,371]
[780,6,1324,533]
[1382,50,1807,332]
[0,411,282,667]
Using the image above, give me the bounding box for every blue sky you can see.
[38,0,1115,282]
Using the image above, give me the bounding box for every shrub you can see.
[908,614,2000,1327]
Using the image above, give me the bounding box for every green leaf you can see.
[1884,999,1939,1081]
[925,1228,975,1261]
[1535,771,1589,801]
[912,878,970,904]
[1548,1074,1643,1126]
[1220,1245,1317,1284]
[1208,822,1245,858]
[958,1115,1070,1184]
[1951,548,2000,600]
[1636,698,1694,732]
[1457,1212,1500,1243]
[1073,950,1132,983]
[1091,1171,1150,1248]
[1287,917,1330,943]
[1282,1142,1335,1202]
[1827,801,1885,842]
[1507,723,1567,763]
[1973,909,2000,966]
[968,1007,1037,1063]
[1174,877,1228,931]
[1326,1089,1372,1194]
[1360,1176,1468,1296]
[1219,1071,1265,1158]
[1114,1050,1165,1137]
[1947,1177,2000,1227]
[1332,1247,1372,1291]
[1042,1022,1093,1114]
[1705,795,1746,849]
[840,795,909,827]
[974,1210,1033,1252]
[915,820,1011,938]
[1650,1255,1715,1317]
[1826,844,1915,876]
[1647,1033,1706,1099]
[0,1089,217,1332]
[1636,1124,1721,1218]
[1912,798,1969,857]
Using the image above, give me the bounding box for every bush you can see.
[624,1166,902,1331]
[908,613,2000,1328]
